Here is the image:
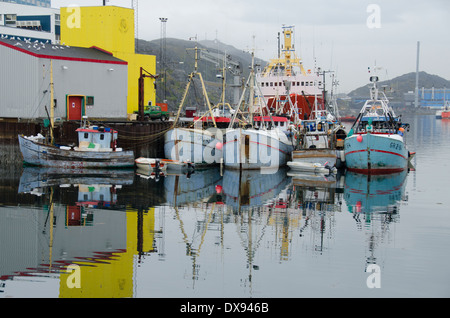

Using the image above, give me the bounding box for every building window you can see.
[86,96,94,106]
[5,14,17,27]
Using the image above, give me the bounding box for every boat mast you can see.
[172,47,217,128]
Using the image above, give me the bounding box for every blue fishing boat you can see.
[344,76,412,174]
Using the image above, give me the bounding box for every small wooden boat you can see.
[18,124,134,169]
[135,157,195,173]
[135,157,167,173]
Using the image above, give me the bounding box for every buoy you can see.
[216,142,223,150]
[215,185,223,194]
[357,135,363,142]
[356,201,362,213]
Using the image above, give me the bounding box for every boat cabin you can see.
[253,116,289,131]
[76,126,119,152]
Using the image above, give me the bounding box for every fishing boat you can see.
[222,50,295,170]
[344,76,411,174]
[18,123,135,169]
[287,69,347,172]
[223,121,295,170]
[164,47,224,166]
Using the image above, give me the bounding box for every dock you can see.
[0,120,173,165]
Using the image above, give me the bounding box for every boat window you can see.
[310,82,313,86]
[301,82,304,86]
[270,82,273,87]
[84,132,89,139]
[305,82,309,86]
[261,82,265,87]
[100,134,104,140]
[280,82,282,86]
[275,82,277,87]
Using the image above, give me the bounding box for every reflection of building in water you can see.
[344,171,409,271]
[1,168,157,298]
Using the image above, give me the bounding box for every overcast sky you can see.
[53,0,450,93]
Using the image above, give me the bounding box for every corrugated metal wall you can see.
[0,44,41,119]
[50,58,128,120]
[0,44,128,120]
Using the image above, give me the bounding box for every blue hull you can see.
[344,133,408,174]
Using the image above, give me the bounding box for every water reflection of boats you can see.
[164,168,223,206]
[3,166,160,297]
[344,170,408,215]
[221,168,290,210]
[344,170,408,273]
[291,173,344,255]
[18,166,134,197]
[288,170,345,190]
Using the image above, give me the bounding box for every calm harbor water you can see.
[0,114,449,299]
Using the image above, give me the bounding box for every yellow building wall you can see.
[58,208,156,298]
[60,6,156,114]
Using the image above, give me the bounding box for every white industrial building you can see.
[0,1,60,43]
[0,37,129,121]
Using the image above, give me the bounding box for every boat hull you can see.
[18,135,135,168]
[222,128,294,170]
[344,133,408,174]
[164,128,222,166]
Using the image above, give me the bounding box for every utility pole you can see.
[159,17,168,102]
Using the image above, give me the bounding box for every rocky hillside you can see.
[348,71,450,101]
[135,38,266,112]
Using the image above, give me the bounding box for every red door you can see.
[67,96,83,120]
[67,206,82,226]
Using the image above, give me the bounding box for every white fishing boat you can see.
[19,121,134,169]
[164,47,224,166]
[223,122,294,170]
[222,49,295,170]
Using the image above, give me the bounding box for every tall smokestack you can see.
[415,41,420,108]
